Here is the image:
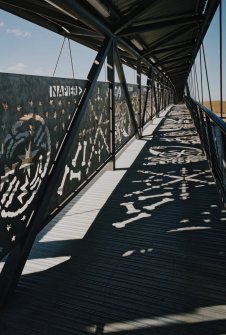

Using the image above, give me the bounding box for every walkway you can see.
[1,105,226,335]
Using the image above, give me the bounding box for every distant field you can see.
[203,101,226,118]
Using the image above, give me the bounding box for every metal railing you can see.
[186,97,226,204]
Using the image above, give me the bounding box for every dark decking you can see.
[1,105,226,335]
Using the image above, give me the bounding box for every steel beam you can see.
[119,15,204,36]
[43,0,113,35]
[152,42,194,55]
[166,63,189,72]
[160,55,191,66]
[142,25,195,57]
[104,0,121,20]
[113,0,158,34]
[156,49,192,65]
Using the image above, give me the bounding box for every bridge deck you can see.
[1,105,226,335]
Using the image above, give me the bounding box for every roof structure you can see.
[0,0,219,99]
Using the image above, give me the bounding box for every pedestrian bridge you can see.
[0,0,226,334]
[1,105,226,334]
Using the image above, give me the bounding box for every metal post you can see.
[159,80,162,111]
[194,62,201,103]
[164,80,167,109]
[158,77,161,114]
[191,66,194,98]
[107,41,116,170]
[150,71,154,119]
[162,78,165,110]
[186,82,191,98]
[137,58,142,138]
[142,67,152,129]
[205,116,218,176]
[199,49,204,105]
[219,0,223,118]
[0,37,113,308]
[220,135,226,203]
[153,78,158,117]
[202,43,213,111]
[192,66,197,100]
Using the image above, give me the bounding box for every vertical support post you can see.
[164,80,167,110]
[202,43,213,111]
[162,80,165,109]
[167,87,169,107]
[114,43,140,137]
[186,82,191,98]
[107,41,116,170]
[190,66,194,98]
[157,76,161,114]
[220,134,226,204]
[159,76,163,112]
[162,78,165,110]
[0,37,113,309]
[153,77,158,117]
[219,0,223,118]
[164,84,167,107]
[167,85,170,106]
[142,67,152,129]
[205,116,217,176]
[159,80,162,111]
[192,66,197,100]
[194,62,201,103]
[137,58,142,138]
[150,69,154,119]
[200,49,203,105]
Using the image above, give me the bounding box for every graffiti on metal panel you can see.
[55,83,110,204]
[127,85,153,125]
[0,113,50,219]
[115,84,134,149]
[0,73,86,257]
[144,87,152,123]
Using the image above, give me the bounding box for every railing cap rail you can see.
[187,97,226,136]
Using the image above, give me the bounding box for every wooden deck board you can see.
[1,105,226,335]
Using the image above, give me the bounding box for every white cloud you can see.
[6,28,31,37]
[34,67,43,75]
[7,63,27,72]
[34,67,53,77]
[0,21,4,27]
[47,68,53,76]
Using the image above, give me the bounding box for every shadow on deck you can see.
[1,105,226,335]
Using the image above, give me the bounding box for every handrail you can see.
[185,96,226,206]
[187,97,226,135]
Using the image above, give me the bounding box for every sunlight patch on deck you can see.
[38,111,168,243]
[90,305,226,333]
[168,226,212,233]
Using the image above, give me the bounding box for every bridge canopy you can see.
[0,0,219,100]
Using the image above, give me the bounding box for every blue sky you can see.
[0,8,137,84]
[0,9,98,79]
[0,6,225,100]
